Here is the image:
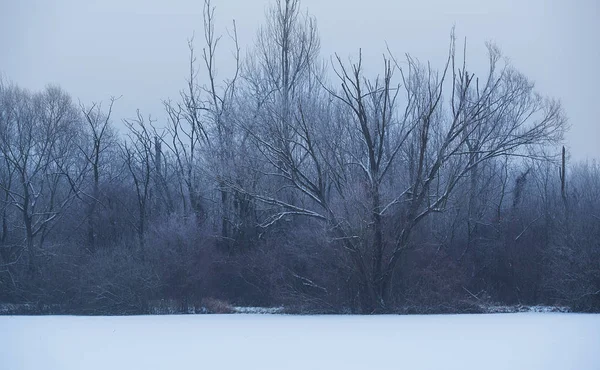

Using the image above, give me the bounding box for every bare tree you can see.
[0,84,83,274]
[122,111,156,258]
[237,30,566,311]
[235,0,323,218]
[79,97,118,252]
[201,0,243,247]
[0,78,19,284]
[365,36,566,310]
[161,0,243,248]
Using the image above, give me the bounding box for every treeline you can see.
[0,0,598,314]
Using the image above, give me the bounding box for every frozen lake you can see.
[1,313,599,370]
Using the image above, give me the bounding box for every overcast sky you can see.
[1,0,598,160]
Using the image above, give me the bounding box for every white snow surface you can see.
[1,313,599,370]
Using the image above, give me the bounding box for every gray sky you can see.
[1,0,598,160]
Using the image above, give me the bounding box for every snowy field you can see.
[1,313,599,370]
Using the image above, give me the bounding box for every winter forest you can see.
[1,0,599,315]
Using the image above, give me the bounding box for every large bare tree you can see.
[237,29,566,311]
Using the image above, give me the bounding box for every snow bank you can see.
[232,306,285,314]
[1,313,598,370]
[482,304,571,313]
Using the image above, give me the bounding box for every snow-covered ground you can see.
[1,313,599,370]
